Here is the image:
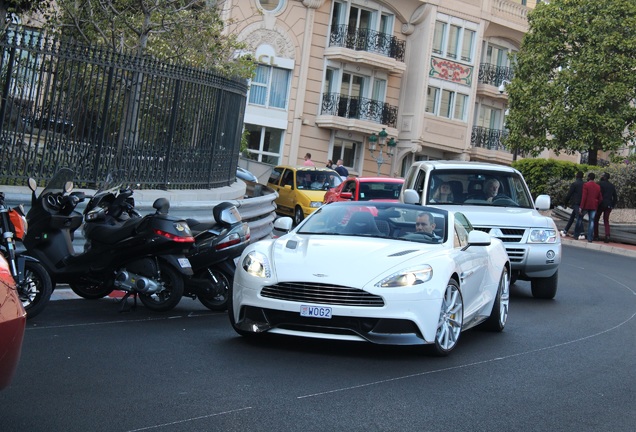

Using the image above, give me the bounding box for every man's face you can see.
[486,182,499,197]
[416,215,435,234]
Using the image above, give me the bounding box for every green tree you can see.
[505,0,636,166]
[49,0,253,78]
[0,1,51,30]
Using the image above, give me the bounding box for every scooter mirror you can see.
[64,181,74,194]
[28,178,37,192]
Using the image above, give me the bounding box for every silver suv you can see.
[400,161,560,299]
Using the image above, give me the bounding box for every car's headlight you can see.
[376,265,433,287]
[310,201,322,208]
[242,251,271,278]
[528,229,557,244]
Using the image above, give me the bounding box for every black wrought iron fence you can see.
[0,27,247,189]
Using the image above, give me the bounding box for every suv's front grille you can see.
[261,282,385,307]
[505,247,526,263]
[474,226,525,243]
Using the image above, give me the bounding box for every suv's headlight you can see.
[310,201,322,208]
[377,266,433,287]
[528,229,557,243]
[242,251,271,278]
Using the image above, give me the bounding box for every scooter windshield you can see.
[95,170,125,194]
[40,168,75,198]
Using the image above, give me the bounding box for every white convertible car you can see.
[230,202,510,355]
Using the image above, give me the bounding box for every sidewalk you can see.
[559,234,636,259]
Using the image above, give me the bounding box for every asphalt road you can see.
[1,246,634,432]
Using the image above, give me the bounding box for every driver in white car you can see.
[415,212,438,238]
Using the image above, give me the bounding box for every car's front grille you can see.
[261,282,385,307]
[505,247,526,263]
[474,226,526,243]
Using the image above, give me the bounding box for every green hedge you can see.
[511,159,636,209]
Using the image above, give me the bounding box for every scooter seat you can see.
[186,219,219,235]
[86,217,143,244]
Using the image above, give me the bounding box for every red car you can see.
[0,254,26,390]
[323,177,404,204]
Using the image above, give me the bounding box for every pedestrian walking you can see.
[334,159,349,177]
[303,153,315,166]
[561,171,584,237]
[326,159,334,169]
[594,172,618,243]
[573,173,603,242]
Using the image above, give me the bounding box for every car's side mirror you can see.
[535,194,550,210]
[463,230,492,250]
[340,192,353,200]
[403,189,420,204]
[273,217,293,235]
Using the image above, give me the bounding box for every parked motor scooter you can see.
[23,169,195,312]
[0,192,52,318]
[183,202,250,311]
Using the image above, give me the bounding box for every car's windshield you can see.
[425,169,533,208]
[358,181,403,201]
[297,203,448,244]
[297,170,343,191]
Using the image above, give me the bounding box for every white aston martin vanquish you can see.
[230,202,510,355]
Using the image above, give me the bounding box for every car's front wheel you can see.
[531,270,558,299]
[293,206,304,226]
[481,267,510,332]
[430,279,463,356]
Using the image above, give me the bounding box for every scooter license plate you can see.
[178,258,192,268]
[300,305,332,319]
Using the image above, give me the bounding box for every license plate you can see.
[177,257,191,268]
[300,305,332,319]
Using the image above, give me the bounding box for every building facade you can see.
[223,0,545,177]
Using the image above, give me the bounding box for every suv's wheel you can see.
[293,206,304,226]
[531,270,558,299]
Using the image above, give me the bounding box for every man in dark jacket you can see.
[561,171,584,237]
[594,172,618,243]
[574,173,603,242]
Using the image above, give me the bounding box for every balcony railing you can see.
[329,25,405,62]
[478,63,514,86]
[471,126,510,152]
[320,93,398,128]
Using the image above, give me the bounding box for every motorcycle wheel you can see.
[196,267,231,311]
[138,263,184,312]
[69,281,113,299]
[18,261,53,319]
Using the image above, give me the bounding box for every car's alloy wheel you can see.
[482,267,510,331]
[432,279,463,356]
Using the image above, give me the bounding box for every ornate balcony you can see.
[319,93,398,129]
[329,25,405,62]
[478,63,514,86]
[471,126,510,152]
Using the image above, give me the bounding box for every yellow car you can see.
[268,165,343,225]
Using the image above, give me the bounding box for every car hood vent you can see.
[388,249,419,257]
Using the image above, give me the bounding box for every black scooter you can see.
[23,169,195,312]
[0,192,52,318]
[184,202,250,311]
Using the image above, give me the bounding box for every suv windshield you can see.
[425,169,533,208]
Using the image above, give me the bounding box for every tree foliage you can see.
[48,0,254,79]
[505,0,636,166]
[0,0,51,30]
